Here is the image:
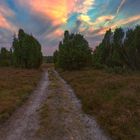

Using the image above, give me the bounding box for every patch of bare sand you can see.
[39,70,111,140]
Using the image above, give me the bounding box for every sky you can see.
[0,0,140,56]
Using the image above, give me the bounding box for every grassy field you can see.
[60,69,140,140]
[0,67,42,124]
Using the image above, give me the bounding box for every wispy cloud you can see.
[76,0,95,14]
[111,14,140,28]
[0,5,17,32]
[0,5,15,17]
[89,14,140,37]
[116,0,126,16]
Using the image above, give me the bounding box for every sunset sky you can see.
[0,0,140,55]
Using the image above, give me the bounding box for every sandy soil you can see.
[0,69,111,140]
[0,71,49,140]
[39,70,111,140]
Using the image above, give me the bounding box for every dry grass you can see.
[60,68,140,140]
[0,67,42,124]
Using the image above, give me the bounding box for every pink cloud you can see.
[0,5,17,32]
[88,15,140,37]
[111,15,140,28]
[46,28,64,40]
[18,0,76,25]
[0,13,16,32]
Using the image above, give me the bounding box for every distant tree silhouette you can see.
[43,56,54,63]
[0,47,11,66]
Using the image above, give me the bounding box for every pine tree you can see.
[12,29,42,69]
[54,31,92,70]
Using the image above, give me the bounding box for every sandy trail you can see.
[0,71,49,140]
[40,70,110,140]
[0,69,111,140]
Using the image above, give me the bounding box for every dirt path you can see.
[39,69,111,140]
[0,69,111,140]
[0,71,49,140]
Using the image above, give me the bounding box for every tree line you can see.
[93,25,140,70]
[1,26,140,70]
[0,29,42,69]
[54,25,140,71]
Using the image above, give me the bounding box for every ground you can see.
[0,66,139,140]
[60,68,140,140]
[0,67,110,140]
[0,68,41,124]
[38,69,110,140]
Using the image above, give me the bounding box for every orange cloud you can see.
[51,29,64,37]
[0,13,10,29]
[111,15,140,28]
[79,14,91,22]
[0,5,17,31]
[96,15,115,23]
[18,0,75,25]
[0,13,16,32]
[46,28,64,39]
[88,15,140,37]
[96,27,110,36]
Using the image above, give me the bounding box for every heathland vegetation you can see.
[55,26,140,140]
[60,69,140,140]
[0,68,41,123]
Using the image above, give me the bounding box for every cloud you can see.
[0,5,17,32]
[89,14,140,37]
[75,0,95,25]
[46,29,64,40]
[71,20,82,33]
[96,15,115,23]
[79,14,91,22]
[111,15,140,28]
[75,0,95,14]
[116,0,126,16]
[17,0,76,25]
[93,15,115,26]
[78,13,115,33]
[0,13,11,30]
[0,5,15,17]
